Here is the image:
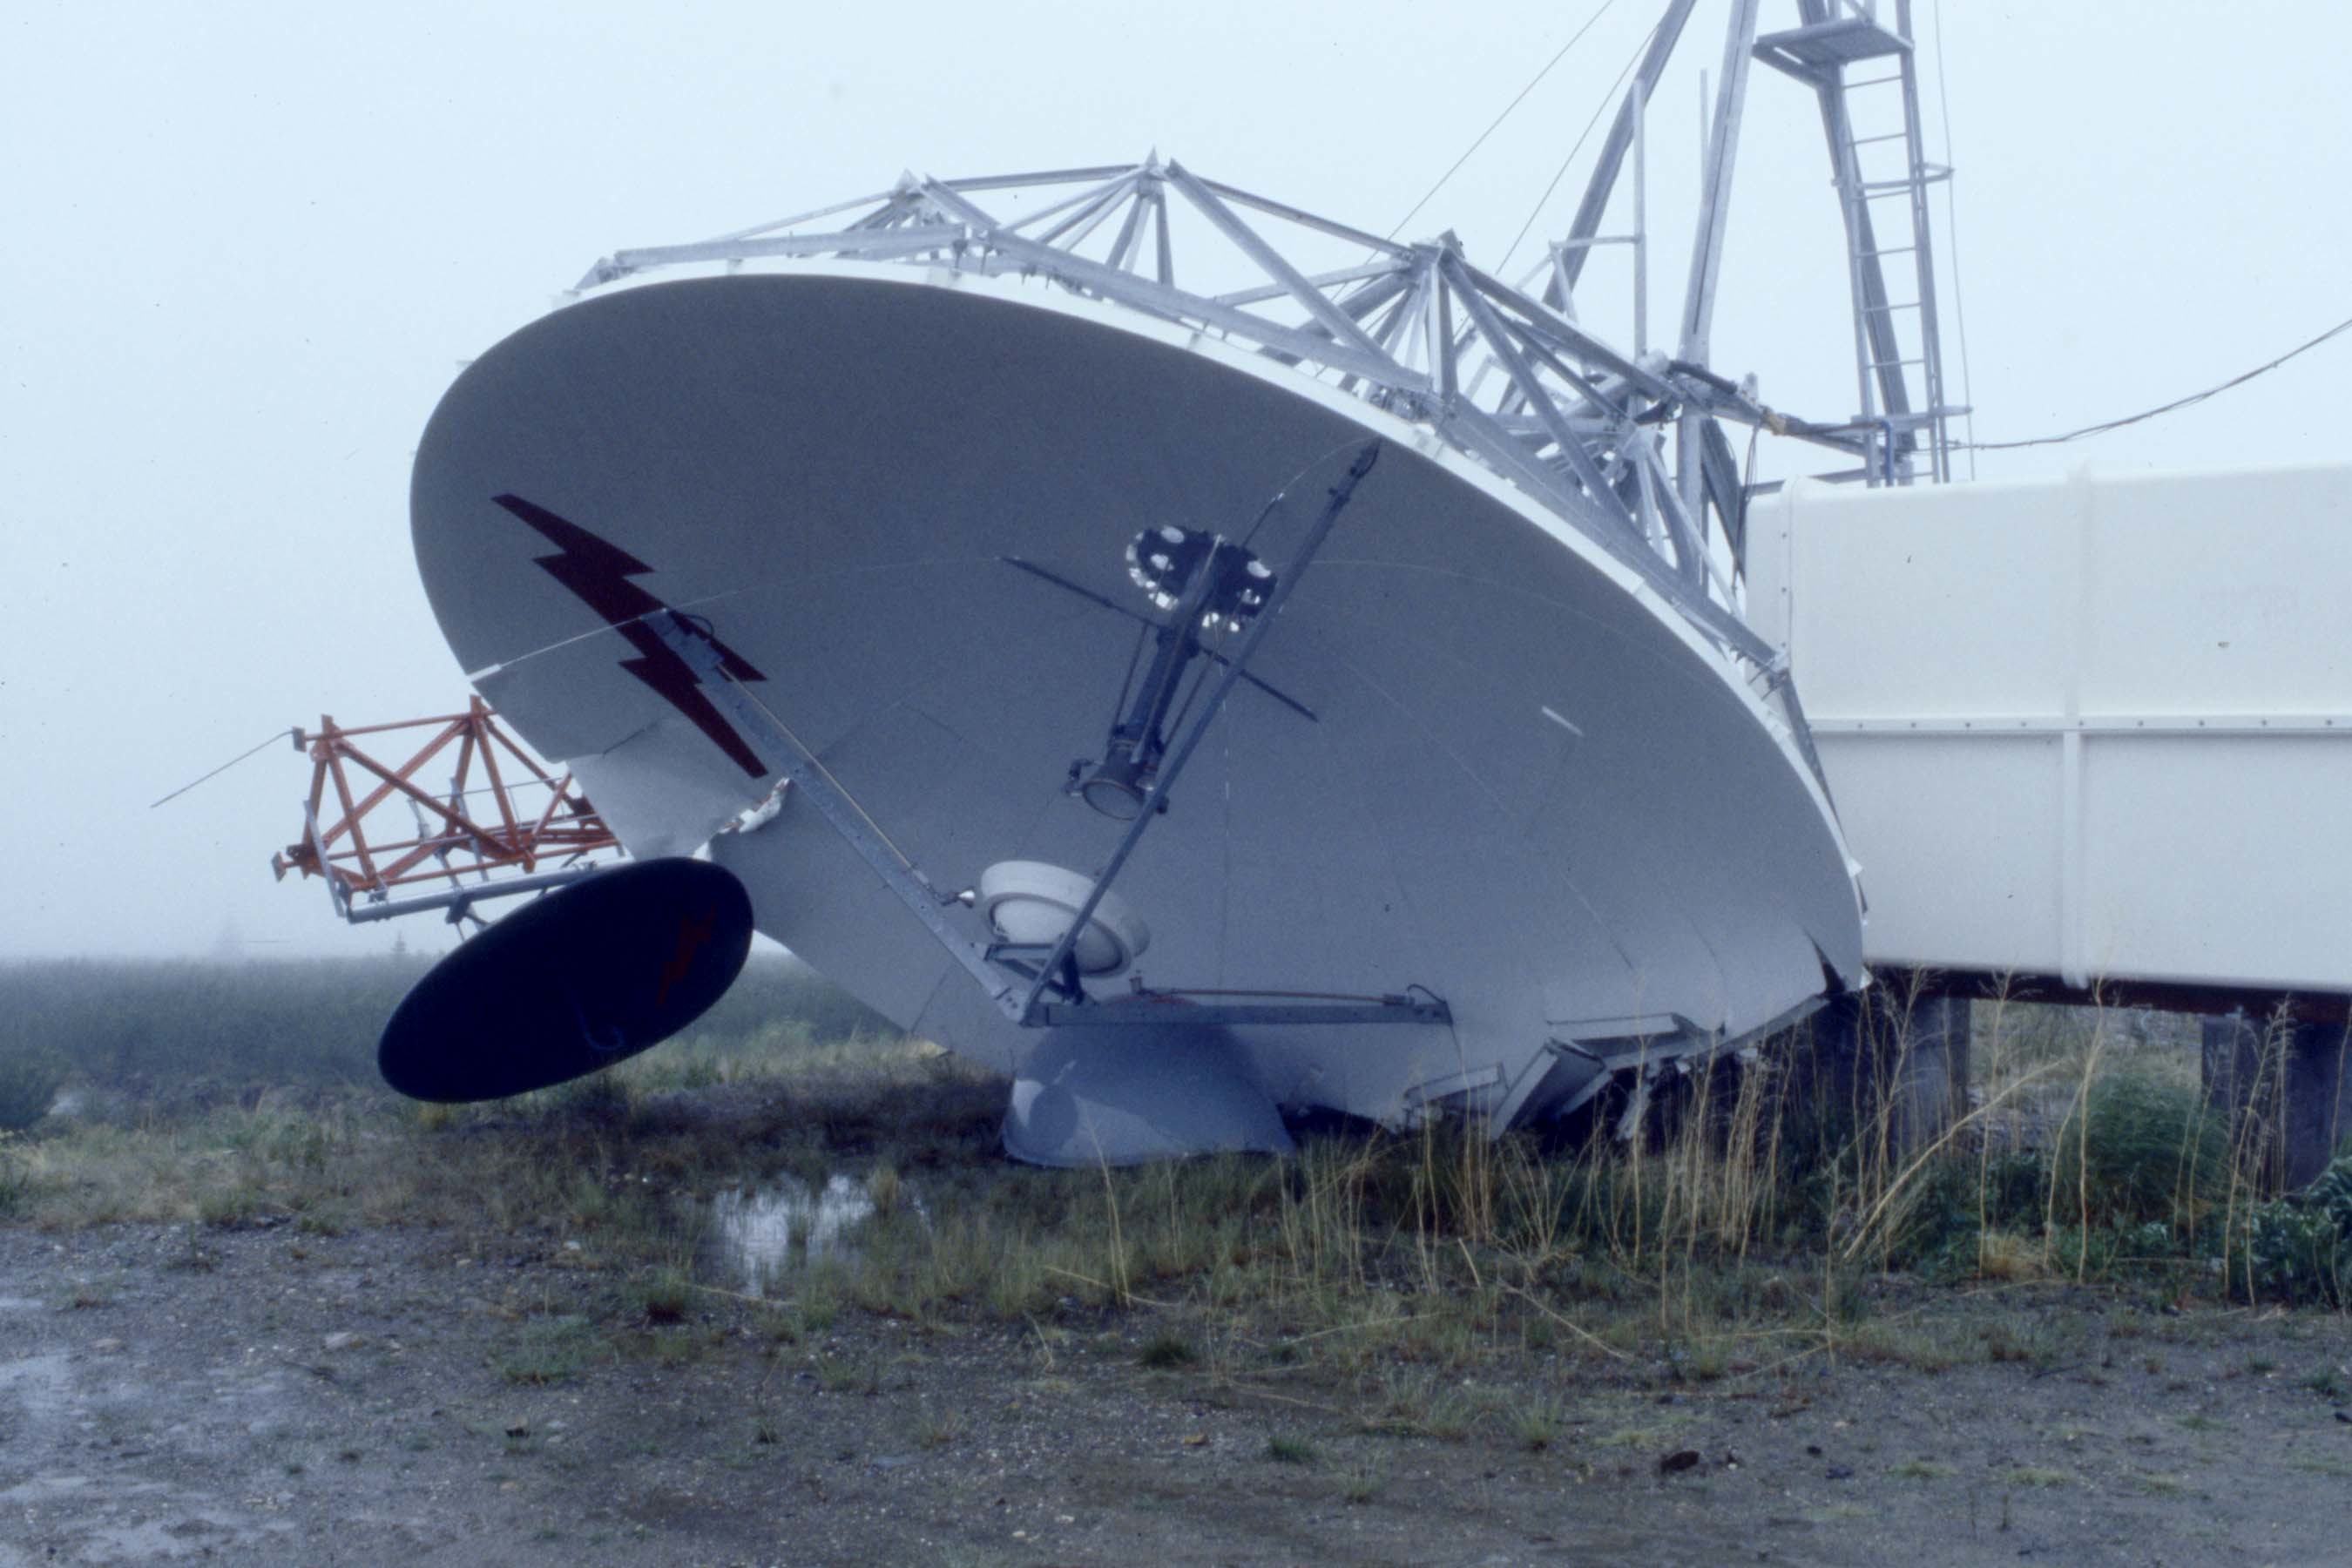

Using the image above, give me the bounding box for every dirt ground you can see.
[5,1223,2351,1566]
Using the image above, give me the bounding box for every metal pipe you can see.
[1633,71,1649,357]
[1014,441,1384,1022]
[341,865,605,924]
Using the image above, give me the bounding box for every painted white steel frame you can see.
[564,2,1970,813]
[579,160,1786,656]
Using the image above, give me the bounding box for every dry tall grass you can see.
[6,979,2347,1433]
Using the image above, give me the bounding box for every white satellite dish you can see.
[410,262,1862,1162]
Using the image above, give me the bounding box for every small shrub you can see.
[915,1409,963,1450]
[641,1267,693,1325]
[1266,1434,1318,1465]
[1975,1229,2049,1282]
[2052,1073,2226,1230]
[2227,1153,2352,1305]
[0,1142,30,1218]
[1875,1158,1984,1267]
[0,1053,65,1132]
[1977,1152,2048,1229]
[1983,1315,2058,1368]
[197,1186,266,1229]
[814,1355,877,1395]
[1510,1394,1565,1451]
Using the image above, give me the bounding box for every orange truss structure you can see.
[273,698,619,922]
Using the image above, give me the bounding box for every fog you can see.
[5,0,2346,957]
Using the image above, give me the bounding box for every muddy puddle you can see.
[703,1172,926,1294]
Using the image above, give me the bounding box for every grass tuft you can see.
[641,1267,693,1326]
[1137,1329,1198,1369]
[1889,1459,1956,1481]
[498,1318,598,1386]
[2001,1466,2077,1490]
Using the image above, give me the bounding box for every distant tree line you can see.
[0,952,896,1091]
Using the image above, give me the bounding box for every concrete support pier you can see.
[1801,986,1972,1156]
[2202,1014,2352,1190]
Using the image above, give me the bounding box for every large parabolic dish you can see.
[412,243,1864,1161]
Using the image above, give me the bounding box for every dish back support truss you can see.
[578,158,1846,781]
[273,700,620,923]
[569,3,1957,795]
[578,157,1802,654]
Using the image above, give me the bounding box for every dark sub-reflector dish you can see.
[378,859,754,1102]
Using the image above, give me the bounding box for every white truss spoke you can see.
[574,155,1784,660]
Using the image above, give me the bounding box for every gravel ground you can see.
[4,1223,2352,1565]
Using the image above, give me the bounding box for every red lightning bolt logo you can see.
[493,493,771,779]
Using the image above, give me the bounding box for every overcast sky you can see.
[5,0,2348,959]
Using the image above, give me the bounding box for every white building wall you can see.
[1747,463,2352,996]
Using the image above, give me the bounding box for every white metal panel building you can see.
[1748,463,2352,1001]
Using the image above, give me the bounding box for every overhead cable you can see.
[1930,0,1978,476]
[1497,17,1659,279]
[150,729,296,809]
[1966,311,2352,451]
[1382,0,1620,242]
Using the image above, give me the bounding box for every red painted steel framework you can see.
[273,699,618,920]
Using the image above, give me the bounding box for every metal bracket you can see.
[654,443,1449,1037]
[341,866,605,925]
[1033,994,1451,1029]
[1011,439,1384,1024]
[651,615,1021,1016]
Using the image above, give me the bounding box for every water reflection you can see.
[707,1173,923,1294]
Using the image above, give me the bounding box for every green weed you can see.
[1266,1434,1318,1465]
